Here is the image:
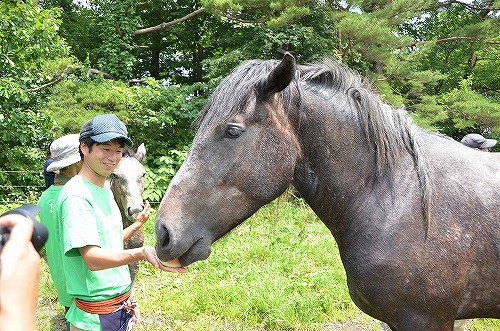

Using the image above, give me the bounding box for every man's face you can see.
[83,140,124,177]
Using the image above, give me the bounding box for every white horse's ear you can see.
[135,143,146,163]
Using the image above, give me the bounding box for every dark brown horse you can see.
[109,143,146,281]
[154,53,500,331]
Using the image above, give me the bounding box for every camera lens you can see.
[0,204,48,253]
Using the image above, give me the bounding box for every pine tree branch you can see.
[28,66,149,92]
[218,12,268,24]
[133,8,207,35]
[28,65,74,92]
[435,36,500,44]
[404,36,500,48]
[87,68,113,79]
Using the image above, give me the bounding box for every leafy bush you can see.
[143,149,188,204]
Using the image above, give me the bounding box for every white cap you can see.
[46,134,81,172]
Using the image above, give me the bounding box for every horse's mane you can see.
[197,59,431,226]
[298,60,431,226]
[300,61,420,174]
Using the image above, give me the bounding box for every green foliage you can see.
[442,79,500,137]
[125,80,205,166]
[392,3,500,135]
[0,1,68,81]
[0,109,55,201]
[203,0,311,27]
[203,6,342,86]
[3,0,499,204]
[42,78,132,134]
[92,1,139,80]
[335,11,401,64]
[41,0,100,65]
[143,150,188,204]
[471,47,500,97]
[0,0,72,201]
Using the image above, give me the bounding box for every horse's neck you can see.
[107,180,132,228]
[291,100,391,238]
[121,209,133,228]
[295,121,365,194]
[294,97,374,185]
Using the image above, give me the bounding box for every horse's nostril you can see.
[157,223,171,249]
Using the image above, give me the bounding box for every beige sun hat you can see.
[46,134,81,172]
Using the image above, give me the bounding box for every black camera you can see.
[0,204,48,253]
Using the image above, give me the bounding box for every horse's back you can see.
[419,133,500,317]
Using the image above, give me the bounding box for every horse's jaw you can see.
[154,218,213,267]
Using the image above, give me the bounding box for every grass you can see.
[34,194,500,330]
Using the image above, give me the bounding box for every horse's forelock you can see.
[195,59,284,130]
[122,148,132,158]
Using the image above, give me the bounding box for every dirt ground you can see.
[38,306,390,331]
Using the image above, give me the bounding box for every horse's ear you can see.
[135,143,146,163]
[259,52,296,100]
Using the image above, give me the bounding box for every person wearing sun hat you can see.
[46,134,83,174]
[38,133,83,331]
[55,114,186,331]
[43,142,56,189]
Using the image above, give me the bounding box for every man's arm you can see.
[79,245,187,273]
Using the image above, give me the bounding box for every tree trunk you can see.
[150,32,161,80]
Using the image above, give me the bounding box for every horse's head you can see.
[109,143,146,224]
[155,54,302,266]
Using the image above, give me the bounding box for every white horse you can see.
[108,143,147,282]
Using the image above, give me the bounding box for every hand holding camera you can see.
[0,204,47,331]
[0,204,48,253]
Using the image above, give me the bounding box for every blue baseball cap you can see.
[79,114,133,147]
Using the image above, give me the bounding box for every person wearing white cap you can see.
[456,132,498,331]
[38,133,83,331]
[460,133,497,152]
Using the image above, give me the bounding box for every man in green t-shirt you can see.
[38,133,83,331]
[57,114,187,331]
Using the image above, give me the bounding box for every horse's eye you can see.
[225,124,244,138]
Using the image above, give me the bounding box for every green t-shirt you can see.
[38,183,73,307]
[57,175,131,331]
